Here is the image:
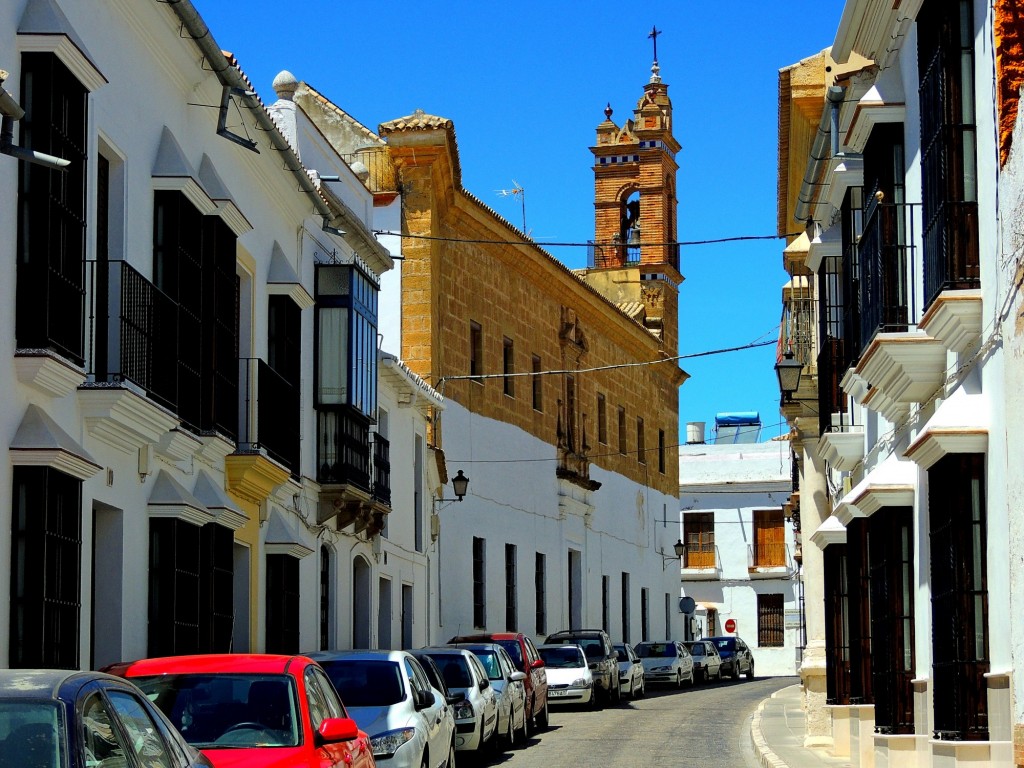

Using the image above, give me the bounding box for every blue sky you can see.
[192,0,847,442]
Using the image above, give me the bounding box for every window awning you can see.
[267,242,314,309]
[152,127,216,214]
[18,0,107,91]
[904,389,988,470]
[192,470,248,531]
[148,470,215,527]
[10,404,101,480]
[833,452,916,523]
[198,154,252,237]
[264,508,313,558]
[809,515,847,549]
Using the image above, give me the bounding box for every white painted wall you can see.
[678,441,799,677]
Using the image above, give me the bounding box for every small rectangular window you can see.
[601,575,610,634]
[757,593,785,647]
[621,572,630,644]
[505,544,518,630]
[470,321,483,383]
[473,537,486,628]
[531,355,543,410]
[503,337,515,397]
[535,553,546,635]
[597,394,607,444]
[658,429,666,474]
[617,407,627,455]
[637,417,646,464]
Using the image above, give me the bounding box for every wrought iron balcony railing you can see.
[747,542,794,572]
[923,198,979,311]
[238,358,299,474]
[371,432,391,506]
[858,199,916,344]
[317,407,371,492]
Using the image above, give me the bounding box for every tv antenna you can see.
[496,180,527,235]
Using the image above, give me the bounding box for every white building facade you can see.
[0,0,435,669]
[678,438,799,677]
[777,1,1024,766]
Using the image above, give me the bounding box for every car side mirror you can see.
[446,692,466,705]
[530,658,545,669]
[318,717,359,744]
[509,671,526,683]
[479,678,490,691]
[413,688,434,710]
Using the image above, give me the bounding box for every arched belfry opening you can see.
[585,59,683,352]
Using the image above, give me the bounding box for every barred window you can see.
[473,538,486,629]
[505,544,518,631]
[757,594,784,648]
[503,337,514,397]
[535,553,546,635]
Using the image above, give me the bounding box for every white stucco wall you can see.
[678,441,799,677]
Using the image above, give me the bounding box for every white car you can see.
[688,640,723,683]
[419,647,498,752]
[538,644,595,706]
[451,643,527,748]
[312,650,456,768]
[635,641,694,688]
[614,642,645,699]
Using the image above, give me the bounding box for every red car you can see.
[105,654,374,768]
[448,632,549,731]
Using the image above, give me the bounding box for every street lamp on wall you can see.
[775,350,804,402]
[658,539,685,571]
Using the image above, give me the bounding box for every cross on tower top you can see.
[648,26,662,63]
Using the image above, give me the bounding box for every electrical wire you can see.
[372,230,803,249]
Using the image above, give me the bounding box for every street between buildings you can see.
[463,677,796,768]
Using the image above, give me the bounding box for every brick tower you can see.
[585,57,682,354]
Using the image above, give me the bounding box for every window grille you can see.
[266,554,301,654]
[473,538,486,629]
[757,594,785,648]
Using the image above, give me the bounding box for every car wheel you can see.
[612,677,622,704]
[732,662,741,680]
[520,704,529,741]
[638,676,646,698]
[589,686,600,709]
[537,701,550,729]
[675,670,683,689]
[506,712,516,749]
[689,669,696,686]
[746,662,756,680]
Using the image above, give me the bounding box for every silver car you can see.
[448,643,527,748]
[419,647,498,753]
[689,640,723,683]
[614,643,645,699]
[311,650,456,768]
[635,641,694,688]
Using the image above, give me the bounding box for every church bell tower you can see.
[586,44,682,354]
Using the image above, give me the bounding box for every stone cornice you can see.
[918,289,983,354]
[77,386,178,454]
[224,453,291,505]
[809,515,847,549]
[14,350,87,399]
[905,428,988,470]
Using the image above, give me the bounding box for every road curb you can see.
[750,689,791,768]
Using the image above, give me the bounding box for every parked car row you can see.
[0,633,755,768]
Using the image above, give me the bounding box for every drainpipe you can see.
[794,86,847,225]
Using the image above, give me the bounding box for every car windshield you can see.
[472,651,503,681]
[614,645,628,662]
[690,644,706,655]
[132,673,300,749]
[495,640,522,666]
[636,643,675,658]
[0,701,63,766]
[538,647,584,668]
[319,660,405,707]
[430,656,474,689]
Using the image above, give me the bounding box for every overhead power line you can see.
[373,230,803,249]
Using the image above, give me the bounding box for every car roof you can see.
[446,642,504,653]
[546,629,605,637]
[107,653,311,677]
[0,670,141,701]
[537,643,581,650]
[419,646,476,657]
[449,632,520,643]
[307,650,410,663]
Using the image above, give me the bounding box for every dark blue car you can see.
[0,669,212,768]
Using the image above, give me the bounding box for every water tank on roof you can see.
[713,412,761,444]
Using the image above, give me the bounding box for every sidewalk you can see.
[751,684,852,768]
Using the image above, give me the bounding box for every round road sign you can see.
[725,618,737,633]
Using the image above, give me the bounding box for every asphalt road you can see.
[464,675,798,768]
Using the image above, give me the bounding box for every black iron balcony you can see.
[371,432,391,506]
[238,358,299,475]
[923,199,979,311]
[317,407,371,492]
[817,336,847,436]
[858,198,915,345]
[87,259,178,408]
[17,257,87,366]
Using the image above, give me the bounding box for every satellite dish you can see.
[678,596,696,614]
